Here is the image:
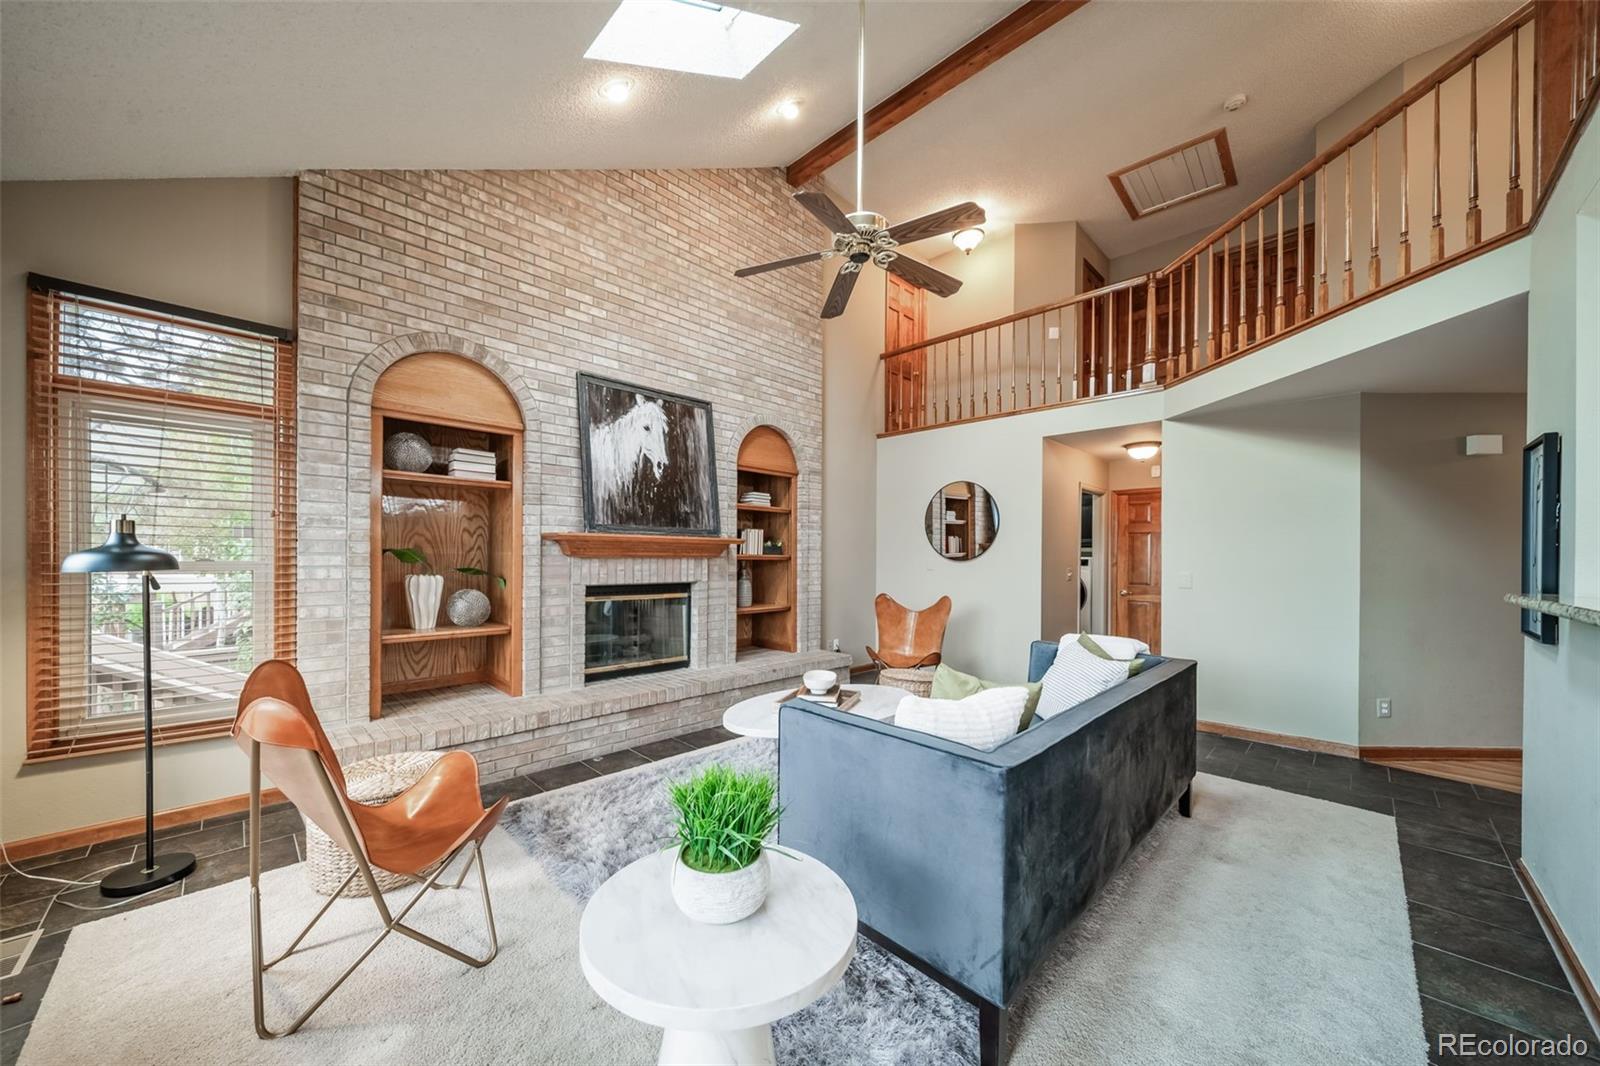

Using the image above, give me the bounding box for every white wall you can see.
[1,178,295,842]
[1520,107,1600,988]
[1358,393,1525,747]
[1162,395,1365,745]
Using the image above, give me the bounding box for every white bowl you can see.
[803,669,836,694]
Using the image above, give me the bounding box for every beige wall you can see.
[1,178,295,842]
[1108,456,1160,490]
[1040,440,1109,640]
[1358,393,1525,747]
[925,229,1015,340]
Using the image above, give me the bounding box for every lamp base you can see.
[99,851,197,898]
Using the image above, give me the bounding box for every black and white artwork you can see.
[578,374,720,535]
[1520,432,1561,644]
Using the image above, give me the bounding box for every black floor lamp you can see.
[62,514,197,898]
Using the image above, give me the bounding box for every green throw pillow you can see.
[1076,633,1146,676]
[931,663,1041,730]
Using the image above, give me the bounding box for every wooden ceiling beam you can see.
[784,0,1089,188]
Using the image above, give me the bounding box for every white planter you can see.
[670,850,769,925]
[405,574,444,631]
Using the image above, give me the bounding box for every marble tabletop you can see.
[721,682,905,740]
[578,848,858,1033]
[1505,593,1600,627]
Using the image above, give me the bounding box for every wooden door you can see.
[1112,489,1161,653]
[885,274,926,426]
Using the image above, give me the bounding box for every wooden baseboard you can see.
[1359,746,1522,760]
[1197,720,1359,758]
[1516,858,1600,1038]
[1,788,285,862]
[849,663,877,677]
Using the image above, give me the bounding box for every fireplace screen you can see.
[585,584,691,682]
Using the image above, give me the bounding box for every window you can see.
[25,276,295,761]
[584,0,798,80]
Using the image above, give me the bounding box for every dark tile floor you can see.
[2,727,1593,1066]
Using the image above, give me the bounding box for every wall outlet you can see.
[1376,697,1393,719]
[830,637,841,652]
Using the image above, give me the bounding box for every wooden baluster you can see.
[1466,55,1482,247]
[1192,259,1203,369]
[1431,86,1445,263]
[1178,264,1188,374]
[1342,149,1355,303]
[1317,165,1330,313]
[971,333,978,417]
[1237,222,1247,350]
[1056,309,1064,403]
[1369,129,1382,291]
[981,328,989,415]
[1123,287,1133,390]
[1255,209,1267,341]
[1508,26,1523,228]
[1399,105,1412,276]
[1274,196,1286,333]
[1220,232,1231,356]
[1166,275,1175,381]
[943,341,951,424]
[1087,297,1098,398]
[1144,276,1157,384]
[1295,180,1307,322]
[1010,322,1017,412]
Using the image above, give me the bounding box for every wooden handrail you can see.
[879,273,1150,359]
[1157,2,1537,277]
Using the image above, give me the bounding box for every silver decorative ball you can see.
[383,432,434,473]
[447,588,492,627]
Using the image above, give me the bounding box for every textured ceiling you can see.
[3,0,1514,261]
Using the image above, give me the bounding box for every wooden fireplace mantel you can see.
[541,532,741,559]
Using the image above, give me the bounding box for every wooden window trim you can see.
[24,282,296,764]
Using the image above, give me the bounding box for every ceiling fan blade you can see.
[795,191,855,235]
[734,250,826,278]
[885,254,963,298]
[886,201,986,245]
[821,267,860,319]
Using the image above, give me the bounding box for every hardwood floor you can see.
[1370,756,1523,794]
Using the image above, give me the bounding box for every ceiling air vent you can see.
[1108,128,1237,220]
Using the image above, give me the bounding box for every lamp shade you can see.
[61,515,179,574]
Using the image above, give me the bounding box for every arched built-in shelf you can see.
[370,352,523,718]
[735,426,797,654]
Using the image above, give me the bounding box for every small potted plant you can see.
[383,547,505,631]
[667,765,782,924]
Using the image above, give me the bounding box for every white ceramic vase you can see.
[405,574,444,631]
[670,850,769,925]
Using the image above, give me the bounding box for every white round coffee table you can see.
[721,682,905,739]
[579,849,857,1066]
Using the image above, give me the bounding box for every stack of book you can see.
[740,528,764,555]
[448,448,498,481]
[739,490,772,506]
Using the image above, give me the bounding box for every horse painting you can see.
[579,375,718,533]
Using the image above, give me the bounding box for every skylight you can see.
[585,0,799,80]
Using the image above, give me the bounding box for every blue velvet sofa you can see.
[778,642,1197,1066]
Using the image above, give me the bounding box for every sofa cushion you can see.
[930,663,1043,730]
[1060,631,1149,660]
[1076,633,1147,676]
[894,687,1030,751]
[1037,639,1130,719]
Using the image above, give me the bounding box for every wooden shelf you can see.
[381,622,512,645]
[737,554,792,562]
[738,603,790,615]
[382,469,510,491]
[735,427,797,653]
[736,503,791,514]
[542,532,741,559]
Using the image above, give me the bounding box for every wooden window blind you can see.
[25,275,296,762]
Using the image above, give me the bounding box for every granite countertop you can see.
[1504,593,1600,627]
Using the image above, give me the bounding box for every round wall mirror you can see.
[924,481,1000,560]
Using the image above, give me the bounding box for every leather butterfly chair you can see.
[865,593,953,670]
[232,660,507,1038]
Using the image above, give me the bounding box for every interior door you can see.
[884,274,927,426]
[1113,489,1161,653]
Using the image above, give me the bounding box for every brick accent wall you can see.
[296,169,826,722]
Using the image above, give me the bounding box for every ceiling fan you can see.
[734,0,985,319]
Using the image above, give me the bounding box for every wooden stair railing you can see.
[881,0,1600,437]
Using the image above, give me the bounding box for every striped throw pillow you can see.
[895,687,1030,751]
[1036,639,1131,720]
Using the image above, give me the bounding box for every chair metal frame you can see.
[243,740,500,1039]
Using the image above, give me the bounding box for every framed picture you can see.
[577,374,720,535]
[1520,432,1561,644]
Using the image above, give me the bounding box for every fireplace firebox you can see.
[584,584,691,682]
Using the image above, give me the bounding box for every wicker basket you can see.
[878,667,936,698]
[305,750,444,897]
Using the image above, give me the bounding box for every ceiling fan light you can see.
[952,227,985,254]
[1124,441,1161,462]
[599,78,634,104]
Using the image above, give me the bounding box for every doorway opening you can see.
[1078,489,1107,633]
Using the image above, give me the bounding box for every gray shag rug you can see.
[16,738,1427,1066]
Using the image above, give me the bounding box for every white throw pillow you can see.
[895,687,1030,752]
[1037,640,1131,719]
[1058,632,1149,661]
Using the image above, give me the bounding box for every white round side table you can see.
[721,683,905,740]
[578,848,857,1066]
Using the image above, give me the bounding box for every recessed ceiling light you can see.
[586,0,799,80]
[599,78,634,104]
[776,98,801,121]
